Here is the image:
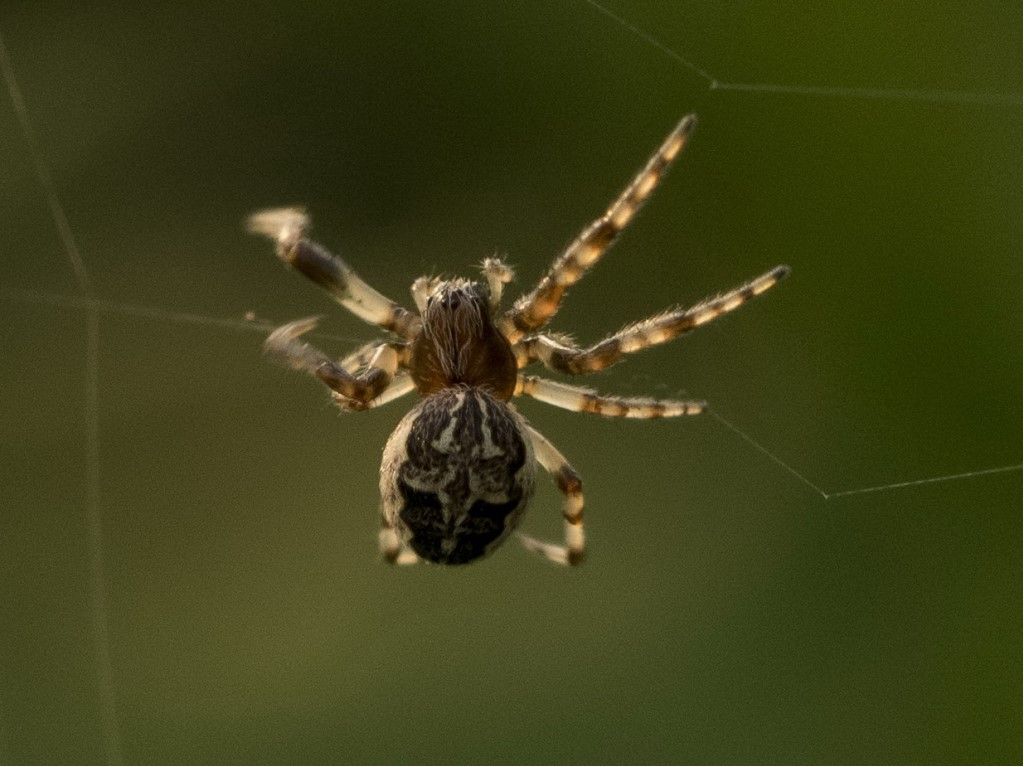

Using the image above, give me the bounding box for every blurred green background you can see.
[1,1,1020,763]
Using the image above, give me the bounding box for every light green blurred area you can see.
[0,2,1020,763]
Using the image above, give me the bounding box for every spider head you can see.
[420,278,491,356]
[423,278,489,322]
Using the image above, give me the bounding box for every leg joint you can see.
[555,465,583,496]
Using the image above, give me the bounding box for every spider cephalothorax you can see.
[249,114,790,566]
[409,279,519,400]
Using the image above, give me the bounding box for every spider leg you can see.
[332,372,416,413]
[325,340,415,411]
[338,339,386,373]
[410,276,440,314]
[501,115,697,342]
[248,207,420,338]
[518,426,585,566]
[338,338,410,372]
[480,256,514,312]
[515,375,704,418]
[379,518,420,565]
[515,265,790,374]
[264,317,400,407]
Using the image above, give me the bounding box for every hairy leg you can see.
[410,275,439,314]
[480,257,514,312]
[379,519,420,565]
[516,265,790,374]
[331,372,416,413]
[248,207,419,337]
[502,115,697,341]
[264,317,399,406]
[516,375,705,418]
[518,426,586,566]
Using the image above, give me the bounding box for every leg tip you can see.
[481,256,515,283]
[246,206,310,250]
[517,533,574,566]
[263,315,322,357]
[266,315,321,342]
[660,399,707,417]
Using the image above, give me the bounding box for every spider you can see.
[247,114,789,567]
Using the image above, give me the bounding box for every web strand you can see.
[580,0,717,86]
[707,408,830,498]
[708,407,1021,501]
[825,464,1023,499]
[0,29,123,765]
[713,81,1021,106]
[1,288,365,345]
[580,0,1021,106]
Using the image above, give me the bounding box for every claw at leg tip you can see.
[263,316,322,354]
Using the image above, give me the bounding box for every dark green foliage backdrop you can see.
[1,2,1020,763]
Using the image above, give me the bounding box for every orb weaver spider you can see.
[248,114,789,566]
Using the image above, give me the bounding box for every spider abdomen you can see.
[379,387,536,564]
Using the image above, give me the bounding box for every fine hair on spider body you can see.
[248,113,790,567]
